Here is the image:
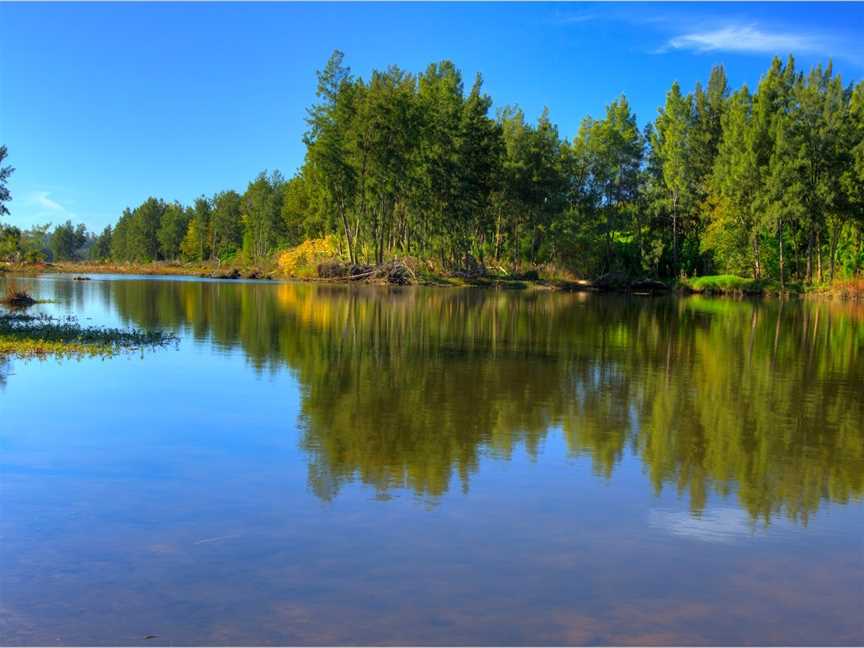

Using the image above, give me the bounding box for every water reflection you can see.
[648,507,793,543]
[7,276,864,523]
[3,275,864,646]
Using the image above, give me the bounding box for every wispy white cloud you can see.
[30,191,65,212]
[26,190,77,222]
[664,24,823,55]
[554,12,597,26]
[553,6,862,67]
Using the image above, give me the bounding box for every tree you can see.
[50,220,88,260]
[126,198,165,262]
[0,146,13,216]
[180,217,204,262]
[242,172,284,260]
[588,97,644,274]
[840,82,864,274]
[705,86,761,277]
[304,50,359,264]
[354,66,418,265]
[91,225,112,260]
[0,224,21,260]
[211,190,243,259]
[111,209,132,261]
[92,54,864,285]
[414,61,464,262]
[651,82,695,275]
[280,175,313,245]
[157,202,189,261]
[756,57,798,289]
[20,223,52,262]
[189,197,213,261]
[455,74,502,263]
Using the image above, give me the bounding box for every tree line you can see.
[2,53,863,282]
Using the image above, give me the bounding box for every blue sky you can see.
[1,2,862,232]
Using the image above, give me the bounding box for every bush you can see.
[277,236,342,278]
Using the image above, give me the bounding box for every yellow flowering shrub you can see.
[277,236,342,278]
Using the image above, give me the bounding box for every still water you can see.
[1,274,862,645]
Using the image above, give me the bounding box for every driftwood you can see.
[318,260,416,285]
[200,268,241,279]
[317,261,349,278]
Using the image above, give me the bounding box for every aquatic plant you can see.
[0,312,177,358]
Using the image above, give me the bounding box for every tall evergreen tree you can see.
[0,146,13,217]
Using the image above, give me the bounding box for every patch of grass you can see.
[681,274,761,294]
[0,312,177,358]
[680,274,812,296]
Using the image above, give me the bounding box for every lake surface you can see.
[1,274,862,646]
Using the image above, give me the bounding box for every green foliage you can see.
[125,198,165,262]
[0,224,21,261]
[90,225,112,260]
[211,190,243,260]
[680,274,761,294]
[0,145,13,217]
[0,312,176,358]
[157,202,189,261]
[180,217,204,262]
[242,172,284,260]
[91,53,864,283]
[50,220,88,261]
[19,224,52,262]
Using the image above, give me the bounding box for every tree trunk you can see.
[339,201,355,266]
[672,194,678,276]
[816,229,823,283]
[512,220,519,265]
[778,218,785,292]
[829,221,841,282]
[753,236,761,280]
[494,207,502,263]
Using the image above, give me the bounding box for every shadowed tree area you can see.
[93,279,864,523]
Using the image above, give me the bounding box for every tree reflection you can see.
[106,280,864,523]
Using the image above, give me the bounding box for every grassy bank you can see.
[0,311,177,358]
[679,274,777,295]
[679,274,863,299]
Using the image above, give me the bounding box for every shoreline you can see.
[2,261,861,300]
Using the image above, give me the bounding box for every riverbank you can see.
[0,259,598,292]
[3,261,861,299]
[0,260,261,279]
[677,274,864,300]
